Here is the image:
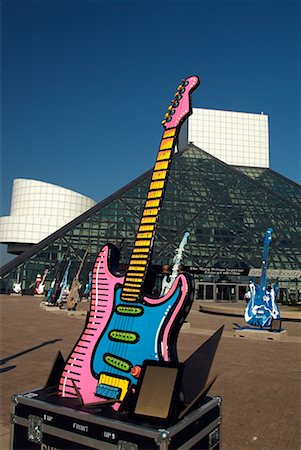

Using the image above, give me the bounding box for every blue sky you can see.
[1,0,300,259]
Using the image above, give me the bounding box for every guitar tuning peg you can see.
[161,119,166,125]
[164,112,169,119]
[168,105,173,111]
[177,84,183,91]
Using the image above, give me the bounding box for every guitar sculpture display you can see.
[12,268,22,294]
[58,76,199,407]
[83,271,92,299]
[34,269,49,295]
[66,249,89,310]
[244,228,280,327]
[57,260,72,306]
[45,251,70,303]
[160,232,190,296]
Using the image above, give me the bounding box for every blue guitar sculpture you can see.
[244,228,280,327]
[83,271,92,299]
[57,260,72,306]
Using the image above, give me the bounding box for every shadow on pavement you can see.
[0,339,62,367]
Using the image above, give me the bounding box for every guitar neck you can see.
[121,127,177,302]
[41,270,48,285]
[76,249,88,279]
[260,237,272,291]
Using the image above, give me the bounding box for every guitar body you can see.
[66,279,81,310]
[59,244,194,405]
[35,283,45,295]
[12,282,22,294]
[12,269,22,294]
[244,283,280,327]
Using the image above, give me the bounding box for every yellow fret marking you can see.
[127,269,145,275]
[150,181,164,190]
[160,138,174,150]
[147,190,163,199]
[128,266,145,272]
[143,208,159,216]
[128,259,147,265]
[133,247,150,253]
[137,232,153,239]
[131,253,148,258]
[124,283,141,288]
[135,239,151,246]
[154,161,169,171]
[145,199,160,208]
[139,225,155,232]
[157,150,171,161]
[125,277,143,283]
[163,128,176,138]
[152,170,167,181]
[123,287,140,294]
[121,294,137,301]
[141,217,156,224]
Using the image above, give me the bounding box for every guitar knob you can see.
[131,365,141,378]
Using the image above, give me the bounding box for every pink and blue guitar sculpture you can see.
[244,228,280,328]
[58,76,199,407]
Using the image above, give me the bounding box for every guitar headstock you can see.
[263,227,273,245]
[162,76,200,130]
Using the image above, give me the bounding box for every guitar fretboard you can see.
[121,127,177,302]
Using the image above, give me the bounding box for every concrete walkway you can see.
[1,295,300,450]
[198,300,301,321]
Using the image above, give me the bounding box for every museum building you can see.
[0,108,300,302]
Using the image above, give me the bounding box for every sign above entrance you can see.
[190,266,301,280]
[190,267,249,276]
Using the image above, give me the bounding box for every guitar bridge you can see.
[96,373,130,401]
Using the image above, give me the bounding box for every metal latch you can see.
[117,441,138,450]
[28,415,43,444]
[155,429,170,449]
[209,426,220,450]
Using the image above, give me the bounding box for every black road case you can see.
[10,388,221,450]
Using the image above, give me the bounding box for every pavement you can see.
[0,295,300,450]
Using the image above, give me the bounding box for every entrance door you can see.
[196,283,215,300]
[238,285,249,301]
[216,284,236,302]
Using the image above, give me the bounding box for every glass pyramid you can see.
[1,144,300,294]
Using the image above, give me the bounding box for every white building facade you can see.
[178,108,269,168]
[0,179,96,254]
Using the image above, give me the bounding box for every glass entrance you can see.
[216,284,236,302]
[196,283,215,300]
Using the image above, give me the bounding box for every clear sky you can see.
[1,1,300,219]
